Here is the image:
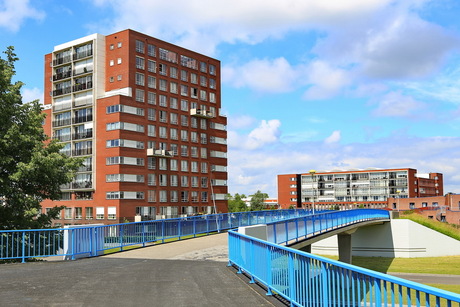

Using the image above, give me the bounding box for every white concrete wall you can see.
[311,219,460,258]
[238,224,268,241]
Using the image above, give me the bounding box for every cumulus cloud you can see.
[223,57,302,93]
[89,0,397,54]
[303,60,351,100]
[229,119,282,150]
[22,87,44,104]
[0,0,45,32]
[372,91,427,117]
[324,130,341,144]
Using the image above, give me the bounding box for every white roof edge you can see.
[54,33,105,51]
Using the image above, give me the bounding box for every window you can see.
[109,77,114,83]
[209,92,216,103]
[180,84,188,96]
[170,82,178,94]
[96,207,104,219]
[148,109,156,121]
[200,61,207,73]
[181,176,189,187]
[170,66,178,78]
[190,73,197,84]
[148,76,156,88]
[148,157,156,169]
[148,44,155,57]
[110,60,114,66]
[65,208,72,219]
[148,60,156,73]
[135,89,145,102]
[159,63,167,75]
[181,100,188,111]
[159,126,167,138]
[170,190,178,202]
[181,145,188,157]
[159,158,168,170]
[170,128,178,140]
[159,110,167,123]
[135,73,144,86]
[170,175,178,187]
[136,56,145,69]
[200,90,207,101]
[170,98,178,109]
[181,160,188,172]
[200,76,207,87]
[148,92,156,105]
[108,207,117,220]
[159,95,167,107]
[181,70,187,81]
[110,44,114,50]
[160,190,167,202]
[191,176,198,187]
[136,40,144,53]
[191,146,198,157]
[159,174,168,186]
[159,79,167,91]
[181,191,189,202]
[409,202,415,209]
[209,79,216,89]
[148,174,156,186]
[148,190,156,202]
[209,64,216,75]
[117,58,122,64]
[201,162,207,173]
[86,207,93,219]
[170,159,178,171]
[191,161,198,173]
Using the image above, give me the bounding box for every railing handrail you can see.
[228,229,460,302]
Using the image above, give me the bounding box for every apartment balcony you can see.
[53,71,72,81]
[72,115,93,124]
[52,87,72,97]
[53,56,72,66]
[147,149,174,158]
[72,81,93,93]
[73,50,93,61]
[52,134,71,142]
[72,181,93,190]
[73,131,93,140]
[52,119,72,127]
[190,109,213,118]
[73,67,93,77]
[73,148,93,156]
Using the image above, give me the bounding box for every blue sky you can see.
[2,0,460,198]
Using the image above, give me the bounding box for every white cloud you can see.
[0,0,45,32]
[372,91,427,117]
[22,87,44,104]
[303,60,351,100]
[89,0,396,55]
[229,119,281,150]
[324,130,341,144]
[223,57,301,93]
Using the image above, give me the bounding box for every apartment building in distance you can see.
[41,29,228,226]
[278,168,443,209]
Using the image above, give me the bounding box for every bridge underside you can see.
[288,219,390,263]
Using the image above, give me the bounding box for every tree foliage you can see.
[0,47,82,230]
[249,190,269,211]
[227,193,248,212]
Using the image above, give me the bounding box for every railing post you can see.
[178,219,182,240]
[120,225,124,251]
[161,220,165,243]
[21,232,26,263]
[288,253,296,303]
[71,228,76,260]
[321,262,329,306]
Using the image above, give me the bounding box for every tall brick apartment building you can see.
[278,168,443,209]
[41,29,228,226]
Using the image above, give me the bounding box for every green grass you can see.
[399,212,460,241]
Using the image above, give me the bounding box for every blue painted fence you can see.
[0,209,314,262]
[228,210,460,306]
[266,209,391,245]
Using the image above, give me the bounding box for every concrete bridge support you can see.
[338,233,352,264]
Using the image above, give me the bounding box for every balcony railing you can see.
[72,148,93,156]
[72,181,93,189]
[52,87,72,97]
[72,81,93,93]
[53,56,72,66]
[53,71,72,81]
[190,109,213,118]
[52,134,71,142]
[73,49,93,61]
[52,119,72,127]
[146,149,174,158]
[73,131,93,140]
[72,115,93,124]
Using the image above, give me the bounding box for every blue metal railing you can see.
[228,211,460,306]
[266,209,391,245]
[0,209,315,262]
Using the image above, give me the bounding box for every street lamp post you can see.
[309,170,316,214]
[396,190,401,211]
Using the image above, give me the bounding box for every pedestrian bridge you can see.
[1,209,459,306]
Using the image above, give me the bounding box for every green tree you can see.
[249,190,269,211]
[227,193,248,212]
[0,47,82,230]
